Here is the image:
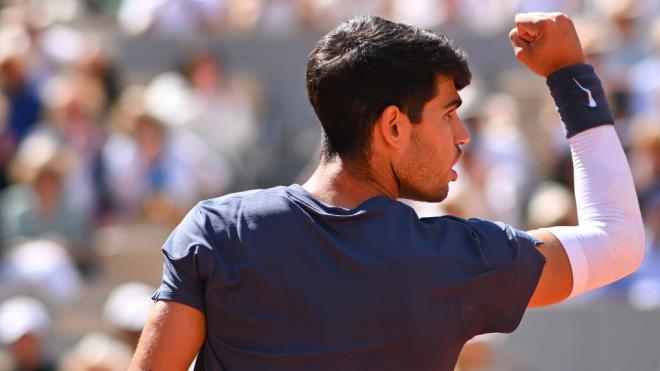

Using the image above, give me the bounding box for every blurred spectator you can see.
[297,0,386,32]
[454,0,519,35]
[258,0,305,35]
[626,189,660,309]
[0,239,81,305]
[103,102,231,223]
[35,23,122,114]
[0,91,12,189]
[103,111,191,222]
[0,296,56,371]
[18,0,84,25]
[39,70,109,218]
[178,52,262,186]
[471,93,535,225]
[102,281,155,350]
[224,0,265,32]
[388,0,448,30]
[526,181,577,230]
[56,273,152,371]
[0,131,93,274]
[73,39,122,113]
[0,24,41,189]
[58,332,132,371]
[628,115,660,203]
[518,0,578,13]
[628,15,660,117]
[39,25,87,67]
[622,114,660,306]
[118,0,225,38]
[0,25,41,141]
[0,4,58,91]
[84,0,121,18]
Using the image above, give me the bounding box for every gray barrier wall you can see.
[510,306,660,371]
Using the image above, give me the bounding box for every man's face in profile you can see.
[397,75,470,203]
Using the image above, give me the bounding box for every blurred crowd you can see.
[0,0,657,370]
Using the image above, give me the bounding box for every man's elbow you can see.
[607,216,645,279]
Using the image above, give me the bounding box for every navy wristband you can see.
[546,64,614,138]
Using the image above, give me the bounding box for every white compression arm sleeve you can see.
[546,125,645,298]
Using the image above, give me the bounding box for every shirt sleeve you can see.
[461,219,546,336]
[152,203,217,313]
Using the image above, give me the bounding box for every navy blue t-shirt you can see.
[153,185,545,371]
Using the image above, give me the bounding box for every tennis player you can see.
[130,12,644,371]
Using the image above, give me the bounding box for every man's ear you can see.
[375,105,409,149]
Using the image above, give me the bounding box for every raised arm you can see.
[509,12,645,307]
[129,300,206,371]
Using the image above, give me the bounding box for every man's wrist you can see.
[546,63,614,138]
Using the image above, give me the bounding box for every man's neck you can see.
[302,156,398,209]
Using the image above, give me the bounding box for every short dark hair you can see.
[306,15,471,161]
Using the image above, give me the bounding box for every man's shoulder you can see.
[195,185,296,219]
[166,186,296,252]
[418,214,508,236]
[417,215,541,267]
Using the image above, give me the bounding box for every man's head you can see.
[306,15,471,163]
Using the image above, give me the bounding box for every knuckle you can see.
[508,28,517,40]
[554,12,571,24]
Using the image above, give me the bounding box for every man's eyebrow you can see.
[443,97,463,109]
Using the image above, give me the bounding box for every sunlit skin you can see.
[397,75,468,202]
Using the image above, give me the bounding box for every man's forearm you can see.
[130,301,205,371]
[544,64,645,297]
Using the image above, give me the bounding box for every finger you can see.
[517,27,536,43]
[514,13,541,43]
[508,28,528,50]
[508,29,530,60]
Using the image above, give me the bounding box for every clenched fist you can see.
[509,12,585,77]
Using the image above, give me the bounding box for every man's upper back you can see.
[154,185,544,371]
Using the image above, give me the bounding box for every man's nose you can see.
[455,119,471,146]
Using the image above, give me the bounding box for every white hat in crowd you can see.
[103,281,155,332]
[0,296,51,344]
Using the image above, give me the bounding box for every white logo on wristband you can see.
[573,78,597,108]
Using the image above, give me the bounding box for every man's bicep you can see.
[526,229,573,307]
[130,300,206,371]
